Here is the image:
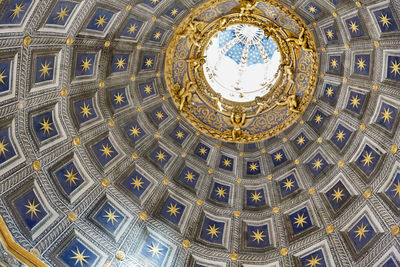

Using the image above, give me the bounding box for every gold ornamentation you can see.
[116,251,125,261]
[196,199,203,205]
[139,212,148,221]
[66,37,74,46]
[326,225,334,234]
[23,36,31,47]
[230,253,239,260]
[273,207,279,213]
[101,178,110,187]
[280,248,288,256]
[233,211,241,217]
[182,240,191,248]
[32,160,41,171]
[392,225,399,236]
[363,189,371,198]
[391,145,398,154]
[68,212,77,222]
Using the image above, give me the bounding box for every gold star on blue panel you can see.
[0,0,33,25]
[95,202,124,233]
[55,162,84,195]
[144,0,162,8]
[354,54,370,76]
[328,55,341,71]
[46,1,77,26]
[92,137,118,167]
[247,224,269,248]
[311,110,327,128]
[200,217,225,244]
[139,81,156,99]
[356,145,380,175]
[110,88,128,110]
[381,258,397,267]
[74,98,97,124]
[345,91,365,114]
[323,84,337,101]
[111,54,129,73]
[33,111,58,142]
[35,55,55,83]
[121,18,143,39]
[76,53,96,77]
[210,182,230,203]
[219,155,234,171]
[374,8,398,33]
[307,153,328,176]
[304,2,321,16]
[376,102,397,130]
[289,207,312,234]
[60,239,98,267]
[0,127,16,165]
[15,191,47,229]
[301,249,327,267]
[345,16,364,38]
[178,166,200,189]
[142,55,155,70]
[123,170,151,198]
[348,216,376,251]
[170,126,188,144]
[279,174,300,197]
[324,25,337,41]
[330,124,352,150]
[386,173,400,207]
[160,196,185,224]
[325,181,351,211]
[0,60,11,93]
[87,8,113,32]
[194,143,210,160]
[150,147,171,168]
[149,27,165,42]
[387,55,400,81]
[124,121,145,143]
[165,5,183,19]
[293,132,309,150]
[247,160,261,175]
[270,149,287,167]
[141,236,168,265]
[246,189,266,207]
[150,106,168,126]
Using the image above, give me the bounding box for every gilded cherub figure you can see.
[186,56,206,75]
[230,112,246,140]
[286,27,313,53]
[179,80,197,111]
[178,21,206,48]
[255,96,273,115]
[275,93,300,113]
[238,0,258,17]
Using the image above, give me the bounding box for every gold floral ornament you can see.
[165,0,318,143]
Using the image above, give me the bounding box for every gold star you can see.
[176,130,185,139]
[40,117,54,135]
[308,5,317,13]
[378,13,392,28]
[215,186,227,198]
[131,176,144,190]
[312,158,324,170]
[348,21,359,33]
[330,58,338,68]
[129,125,141,137]
[95,15,108,28]
[325,87,334,97]
[274,152,283,161]
[354,222,370,241]
[24,199,40,219]
[80,57,92,72]
[144,85,152,94]
[297,136,305,145]
[306,255,322,267]
[166,202,180,217]
[184,171,195,182]
[147,242,163,258]
[39,60,53,80]
[391,180,400,199]
[206,224,220,239]
[0,69,7,85]
[155,111,164,120]
[251,229,266,244]
[115,57,126,70]
[103,208,119,225]
[128,23,137,35]
[199,146,207,155]
[114,93,125,105]
[332,187,344,202]
[249,162,259,172]
[283,178,295,190]
[100,144,114,158]
[250,191,262,203]
[70,247,89,267]
[335,130,346,142]
[55,6,70,22]
[314,114,323,124]
[170,8,179,16]
[326,29,334,39]
[80,103,92,118]
[361,151,374,167]
[349,95,361,108]
[0,137,9,158]
[380,108,393,123]
[10,3,25,21]
[390,60,400,77]
[145,58,153,68]
[153,31,162,40]
[293,213,308,228]
[64,169,79,186]
[222,158,232,167]
[356,57,367,71]
[150,0,159,4]
[155,150,166,161]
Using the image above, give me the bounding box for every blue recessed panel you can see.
[165,5,183,19]
[345,16,364,38]
[328,55,340,71]
[374,8,398,33]
[87,8,114,32]
[150,106,168,125]
[279,174,299,197]
[348,216,376,251]
[35,55,55,83]
[149,147,171,167]
[210,182,230,203]
[293,132,309,150]
[200,217,225,244]
[246,189,266,207]
[356,145,380,175]
[219,155,234,171]
[324,25,338,41]
[247,224,269,248]
[111,54,129,73]
[387,56,400,81]
[354,54,370,76]
[124,121,145,143]
[160,196,185,224]
[60,239,98,267]
[55,162,84,195]
[123,170,151,198]
[178,166,199,188]
[170,126,188,144]
[74,98,97,124]
[310,110,327,128]
[142,55,155,70]
[246,160,260,175]
[149,27,165,42]
[346,91,365,114]
[330,124,352,150]
[0,0,34,25]
[139,81,156,99]
[304,2,321,16]
[270,149,287,167]
[307,153,328,176]
[323,84,337,100]
[301,250,327,267]
[0,60,11,93]
[76,53,96,77]
[141,236,168,265]
[110,88,128,110]
[194,143,210,160]
[32,111,58,142]
[386,173,400,207]
[0,127,16,165]
[15,191,47,229]
[121,18,143,38]
[289,207,312,234]
[46,1,77,26]
[95,202,124,233]
[325,181,351,211]
[92,137,118,167]
[376,102,397,130]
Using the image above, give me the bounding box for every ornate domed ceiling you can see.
[0,0,399,266]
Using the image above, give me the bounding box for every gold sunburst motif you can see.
[348,21,359,33]
[80,103,92,118]
[40,117,54,136]
[314,114,323,124]
[306,255,322,267]
[25,199,41,219]
[215,186,227,198]
[390,60,400,77]
[55,6,70,22]
[150,0,160,4]
[129,125,141,137]
[131,176,144,190]
[251,229,266,244]
[198,146,207,155]
[166,202,180,217]
[312,158,324,170]
[80,57,92,72]
[39,60,53,80]
[128,24,137,35]
[147,242,163,258]
[349,95,361,109]
[378,13,392,28]
[274,152,283,161]
[330,58,338,68]
[250,191,262,203]
[326,29,334,39]
[115,57,126,70]
[64,169,79,186]
[353,222,370,241]
[325,87,334,97]
[283,178,295,190]
[332,187,344,202]
[95,15,108,28]
[207,224,220,239]
[356,57,367,71]
[0,137,9,158]
[145,58,153,68]
[155,111,164,120]
[361,151,374,167]
[10,3,25,21]
[170,8,179,16]
[114,93,125,105]
[70,247,89,267]
[0,69,7,85]
[391,180,400,199]
[335,130,346,142]
[249,162,259,172]
[153,31,162,40]
[155,150,167,161]
[308,5,317,14]
[222,158,232,167]
[176,130,185,139]
[380,107,393,123]
[297,136,305,145]
[103,208,119,225]
[184,171,195,182]
[293,213,308,228]
[144,85,152,94]
[100,144,114,158]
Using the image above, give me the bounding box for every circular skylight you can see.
[203,24,281,102]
